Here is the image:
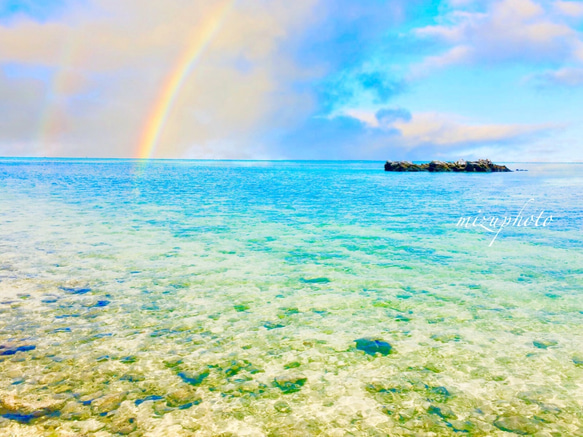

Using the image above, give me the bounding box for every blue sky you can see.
[1,0,583,160]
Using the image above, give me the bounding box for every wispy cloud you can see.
[532,66,583,87]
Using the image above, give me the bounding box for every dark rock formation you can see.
[384,159,511,172]
[384,161,424,172]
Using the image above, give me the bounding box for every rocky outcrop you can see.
[384,159,512,172]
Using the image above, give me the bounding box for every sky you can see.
[1,0,583,161]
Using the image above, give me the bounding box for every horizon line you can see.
[0,157,581,164]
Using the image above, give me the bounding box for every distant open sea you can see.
[0,159,582,436]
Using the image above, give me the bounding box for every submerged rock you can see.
[533,339,558,349]
[166,386,201,408]
[224,359,261,377]
[431,333,461,343]
[0,345,35,356]
[384,159,511,172]
[177,370,209,386]
[91,392,125,414]
[274,375,307,394]
[428,405,457,420]
[109,412,137,435]
[263,321,285,330]
[0,395,66,423]
[493,415,537,435]
[1,411,58,424]
[274,400,292,413]
[59,400,91,421]
[134,395,163,406]
[300,277,330,284]
[354,338,392,356]
[427,386,451,403]
[447,420,476,433]
[119,355,137,364]
[60,286,91,294]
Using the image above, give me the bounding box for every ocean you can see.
[0,159,582,435]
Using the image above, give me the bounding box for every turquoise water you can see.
[0,159,582,436]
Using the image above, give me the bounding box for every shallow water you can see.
[0,159,582,436]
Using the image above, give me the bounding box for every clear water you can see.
[0,159,582,436]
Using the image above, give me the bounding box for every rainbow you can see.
[135,0,234,163]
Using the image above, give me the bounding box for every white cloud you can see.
[393,112,556,148]
[555,1,583,18]
[342,109,556,149]
[414,0,583,68]
[342,109,381,128]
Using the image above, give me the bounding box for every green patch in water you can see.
[300,277,330,284]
